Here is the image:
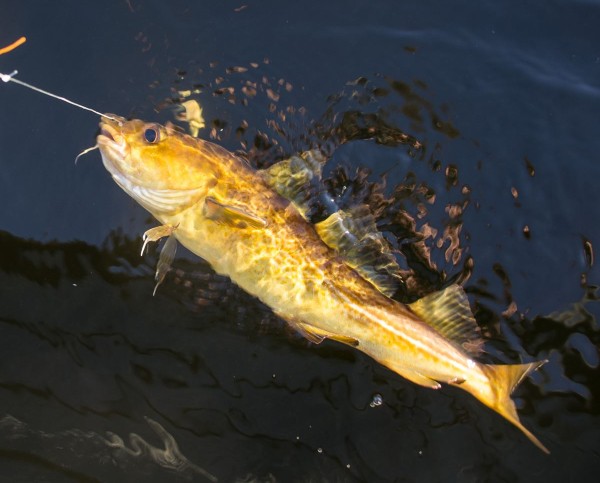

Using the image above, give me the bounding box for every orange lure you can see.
[0,36,26,56]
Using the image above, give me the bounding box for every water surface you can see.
[1,1,599,481]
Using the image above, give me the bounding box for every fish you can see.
[96,114,549,453]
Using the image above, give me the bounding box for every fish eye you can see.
[143,126,160,144]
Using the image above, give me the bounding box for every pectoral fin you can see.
[203,197,267,229]
[291,321,359,347]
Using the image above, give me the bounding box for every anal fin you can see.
[396,368,442,389]
[290,321,359,347]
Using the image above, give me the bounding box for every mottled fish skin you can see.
[96,115,548,453]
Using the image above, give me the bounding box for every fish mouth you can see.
[99,125,115,142]
[97,116,124,148]
[97,116,130,182]
[96,123,147,209]
[96,115,204,215]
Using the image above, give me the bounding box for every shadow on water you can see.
[1,68,599,481]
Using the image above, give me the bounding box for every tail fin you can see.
[482,360,549,453]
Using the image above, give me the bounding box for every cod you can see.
[97,114,548,453]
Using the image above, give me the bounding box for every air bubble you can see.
[369,394,383,407]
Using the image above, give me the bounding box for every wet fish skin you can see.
[96,115,548,453]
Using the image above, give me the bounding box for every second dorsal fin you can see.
[408,284,484,356]
[262,150,404,297]
[315,205,403,297]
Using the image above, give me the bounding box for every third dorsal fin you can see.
[408,284,484,356]
[315,205,403,297]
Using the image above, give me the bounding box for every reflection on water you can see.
[105,417,216,481]
[0,414,215,482]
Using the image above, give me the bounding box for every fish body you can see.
[97,115,548,452]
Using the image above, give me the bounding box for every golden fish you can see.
[97,114,549,453]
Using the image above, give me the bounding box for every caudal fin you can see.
[482,360,549,453]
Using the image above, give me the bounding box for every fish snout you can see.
[97,119,129,177]
[100,113,126,125]
[97,121,123,147]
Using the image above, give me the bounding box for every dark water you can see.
[1,1,599,481]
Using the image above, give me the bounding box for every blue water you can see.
[1,1,599,481]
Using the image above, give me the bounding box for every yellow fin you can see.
[203,197,267,229]
[294,322,359,347]
[260,150,330,221]
[409,284,483,355]
[153,235,178,296]
[315,206,403,297]
[482,361,549,453]
[395,368,442,389]
[141,223,178,256]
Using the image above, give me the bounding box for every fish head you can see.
[97,115,215,215]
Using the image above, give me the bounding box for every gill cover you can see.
[98,118,206,215]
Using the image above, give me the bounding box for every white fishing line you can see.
[1,70,122,124]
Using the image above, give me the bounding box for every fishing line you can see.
[1,70,122,124]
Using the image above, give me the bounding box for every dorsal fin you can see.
[260,150,337,221]
[315,205,403,297]
[408,284,484,356]
[263,150,404,297]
